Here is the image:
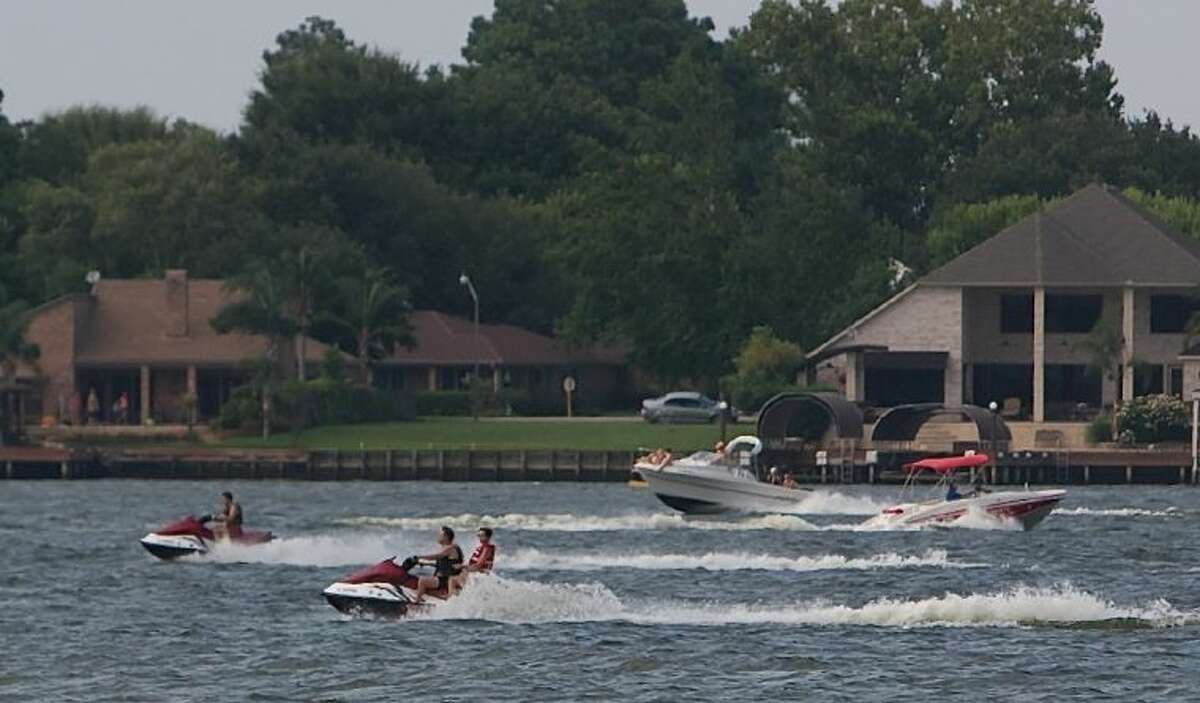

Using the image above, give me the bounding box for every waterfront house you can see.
[809,184,1200,423]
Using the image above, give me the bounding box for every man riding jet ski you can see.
[323,526,497,618]
[139,491,272,560]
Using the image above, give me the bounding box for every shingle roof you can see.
[386,311,626,366]
[71,278,333,366]
[923,184,1200,287]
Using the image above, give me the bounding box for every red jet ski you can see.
[139,515,274,560]
[323,557,451,618]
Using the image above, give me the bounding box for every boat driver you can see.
[945,481,962,501]
[413,526,464,604]
[212,491,243,538]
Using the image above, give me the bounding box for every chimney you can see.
[165,270,189,337]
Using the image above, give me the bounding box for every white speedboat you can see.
[638,436,810,514]
[862,454,1065,531]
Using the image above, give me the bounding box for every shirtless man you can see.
[211,491,243,539]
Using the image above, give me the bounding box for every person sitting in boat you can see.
[712,441,726,454]
[768,467,781,485]
[970,475,990,497]
[782,473,797,490]
[450,527,496,593]
[413,526,464,604]
[211,491,243,538]
[945,481,962,501]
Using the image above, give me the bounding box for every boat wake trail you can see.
[785,491,886,515]
[423,579,1194,629]
[500,548,985,572]
[1056,507,1179,518]
[199,532,424,567]
[337,513,821,532]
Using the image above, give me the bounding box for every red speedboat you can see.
[323,557,450,618]
[863,454,1065,530]
[139,515,274,560]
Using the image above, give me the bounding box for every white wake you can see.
[500,548,983,572]
[420,578,1192,629]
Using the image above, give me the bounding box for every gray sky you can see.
[0,1,1195,133]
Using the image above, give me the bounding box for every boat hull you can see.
[323,581,439,619]
[139,533,208,560]
[866,490,1066,530]
[641,468,810,515]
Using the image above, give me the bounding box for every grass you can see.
[219,417,756,451]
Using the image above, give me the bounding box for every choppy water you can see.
[2,481,1200,701]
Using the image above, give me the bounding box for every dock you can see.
[1,446,1197,484]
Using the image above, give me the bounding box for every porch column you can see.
[186,366,197,424]
[1033,287,1046,422]
[140,365,151,424]
[1122,287,1135,403]
[844,352,863,402]
[427,367,438,391]
[492,366,502,393]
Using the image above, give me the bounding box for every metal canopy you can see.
[756,391,864,446]
[870,403,1012,443]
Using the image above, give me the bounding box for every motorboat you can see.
[323,556,447,618]
[862,454,1065,530]
[637,435,811,515]
[139,515,274,560]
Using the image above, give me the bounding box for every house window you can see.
[1000,294,1033,333]
[1150,295,1200,333]
[1045,295,1102,333]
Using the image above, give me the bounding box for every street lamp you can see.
[458,274,480,384]
[988,401,999,485]
[458,272,477,415]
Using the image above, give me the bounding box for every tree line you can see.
[5,0,1200,389]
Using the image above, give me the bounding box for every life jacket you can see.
[435,545,464,577]
[469,542,496,571]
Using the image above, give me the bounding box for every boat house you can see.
[810,184,1200,423]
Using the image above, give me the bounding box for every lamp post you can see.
[459,274,481,420]
[988,401,999,485]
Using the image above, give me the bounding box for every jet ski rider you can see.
[449,527,496,593]
[413,526,464,604]
[212,491,243,538]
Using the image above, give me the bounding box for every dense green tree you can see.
[0,297,39,444]
[16,106,172,185]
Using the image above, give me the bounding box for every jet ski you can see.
[863,454,1065,531]
[637,435,811,514]
[323,556,449,618]
[139,515,274,560]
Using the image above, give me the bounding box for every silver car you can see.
[640,392,732,424]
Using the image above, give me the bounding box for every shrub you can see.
[1115,394,1189,444]
[216,386,261,431]
[217,380,409,431]
[1085,415,1112,445]
[415,390,473,416]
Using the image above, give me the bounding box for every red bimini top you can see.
[903,454,990,474]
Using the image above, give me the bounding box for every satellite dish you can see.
[85,270,101,285]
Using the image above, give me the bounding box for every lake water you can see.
[2,480,1199,701]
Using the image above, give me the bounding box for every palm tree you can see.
[323,266,413,385]
[0,300,40,445]
[211,266,299,438]
[278,240,331,382]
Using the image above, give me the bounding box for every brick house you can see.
[19,270,331,424]
[374,310,630,408]
[809,184,1200,422]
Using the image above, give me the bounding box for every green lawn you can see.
[220,417,755,451]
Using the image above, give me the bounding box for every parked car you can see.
[640,392,734,424]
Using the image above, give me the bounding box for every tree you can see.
[17,105,171,186]
[925,195,1049,270]
[321,265,413,384]
[210,266,300,439]
[0,298,39,445]
[723,326,804,411]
